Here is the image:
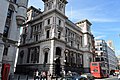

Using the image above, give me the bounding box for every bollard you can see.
[26,75,28,80]
[18,75,20,80]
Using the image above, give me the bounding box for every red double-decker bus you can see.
[90,62,109,78]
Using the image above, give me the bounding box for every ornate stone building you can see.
[16,0,95,76]
[0,0,28,79]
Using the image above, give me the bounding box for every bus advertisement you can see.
[90,62,109,78]
[2,64,10,80]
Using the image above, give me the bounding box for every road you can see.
[95,76,118,80]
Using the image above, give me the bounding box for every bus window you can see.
[93,69,98,72]
[92,63,98,66]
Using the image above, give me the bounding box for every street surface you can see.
[95,76,118,80]
[14,74,118,80]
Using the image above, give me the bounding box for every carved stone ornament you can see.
[57,25,63,31]
[45,25,51,30]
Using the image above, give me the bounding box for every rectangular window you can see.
[77,44,79,49]
[30,27,33,38]
[100,48,102,50]
[46,30,50,38]
[36,35,38,41]
[92,63,98,66]
[80,36,82,47]
[44,52,48,63]
[47,19,50,25]
[3,47,8,56]
[95,58,100,61]
[71,41,73,46]
[39,22,42,30]
[58,31,61,39]
[7,9,13,18]
[3,25,9,38]
[24,28,27,33]
[59,19,61,26]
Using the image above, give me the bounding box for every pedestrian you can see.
[34,69,39,80]
[36,70,39,80]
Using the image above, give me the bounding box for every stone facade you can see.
[16,0,95,77]
[0,0,28,79]
[95,39,109,74]
[107,40,118,74]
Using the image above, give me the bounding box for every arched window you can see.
[43,48,50,63]
[30,47,39,63]
[56,47,61,56]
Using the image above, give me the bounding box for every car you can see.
[81,73,94,80]
[68,72,80,76]
[60,76,88,80]
[118,74,120,80]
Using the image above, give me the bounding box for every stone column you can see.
[49,40,55,76]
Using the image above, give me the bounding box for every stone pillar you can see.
[49,40,55,76]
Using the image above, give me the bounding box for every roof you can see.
[42,0,68,4]
[76,19,92,26]
[27,6,42,13]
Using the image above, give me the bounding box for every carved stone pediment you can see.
[45,25,51,30]
[57,25,63,31]
[43,48,50,52]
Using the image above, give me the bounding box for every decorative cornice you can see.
[83,32,93,36]
[19,37,66,47]
[66,45,84,53]
[57,25,63,31]
[65,20,83,34]
[2,37,18,44]
[45,25,51,30]
[28,8,68,24]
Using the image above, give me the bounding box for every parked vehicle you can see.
[118,74,120,80]
[81,73,94,80]
[67,72,80,76]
